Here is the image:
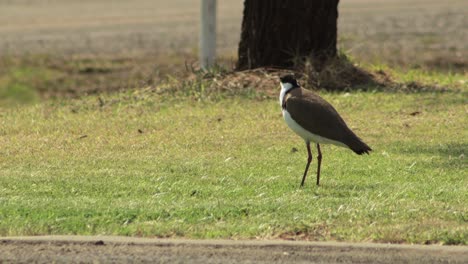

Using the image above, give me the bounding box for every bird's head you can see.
[279,74,300,90]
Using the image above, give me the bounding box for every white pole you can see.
[200,0,217,69]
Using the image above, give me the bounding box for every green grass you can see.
[0,83,466,244]
[0,66,57,105]
[368,63,467,90]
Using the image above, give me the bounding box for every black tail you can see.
[352,144,372,155]
[346,134,372,155]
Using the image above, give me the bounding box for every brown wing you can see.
[284,89,350,142]
[285,88,372,154]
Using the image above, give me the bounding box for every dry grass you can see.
[0,53,208,104]
[2,52,466,107]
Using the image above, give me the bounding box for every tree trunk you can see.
[237,0,339,70]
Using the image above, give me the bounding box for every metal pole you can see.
[200,0,217,69]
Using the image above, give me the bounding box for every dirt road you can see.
[1,236,467,263]
[0,0,243,55]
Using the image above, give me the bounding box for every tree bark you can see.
[237,0,339,70]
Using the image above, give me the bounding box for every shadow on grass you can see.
[299,53,459,93]
[399,142,466,157]
[397,142,466,168]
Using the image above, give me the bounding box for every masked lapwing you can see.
[279,75,372,186]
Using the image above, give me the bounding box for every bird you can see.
[279,75,372,186]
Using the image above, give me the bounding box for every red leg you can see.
[300,142,312,187]
[316,143,322,186]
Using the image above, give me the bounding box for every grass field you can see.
[0,0,467,245]
[0,79,467,244]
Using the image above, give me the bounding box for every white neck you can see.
[279,82,294,107]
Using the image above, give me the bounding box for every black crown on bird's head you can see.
[279,74,300,88]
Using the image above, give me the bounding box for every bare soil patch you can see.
[1,236,467,264]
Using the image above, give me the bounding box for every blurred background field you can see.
[1,0,466,66]
[0,0,466,103]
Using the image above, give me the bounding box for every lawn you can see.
[0,79,466,244]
